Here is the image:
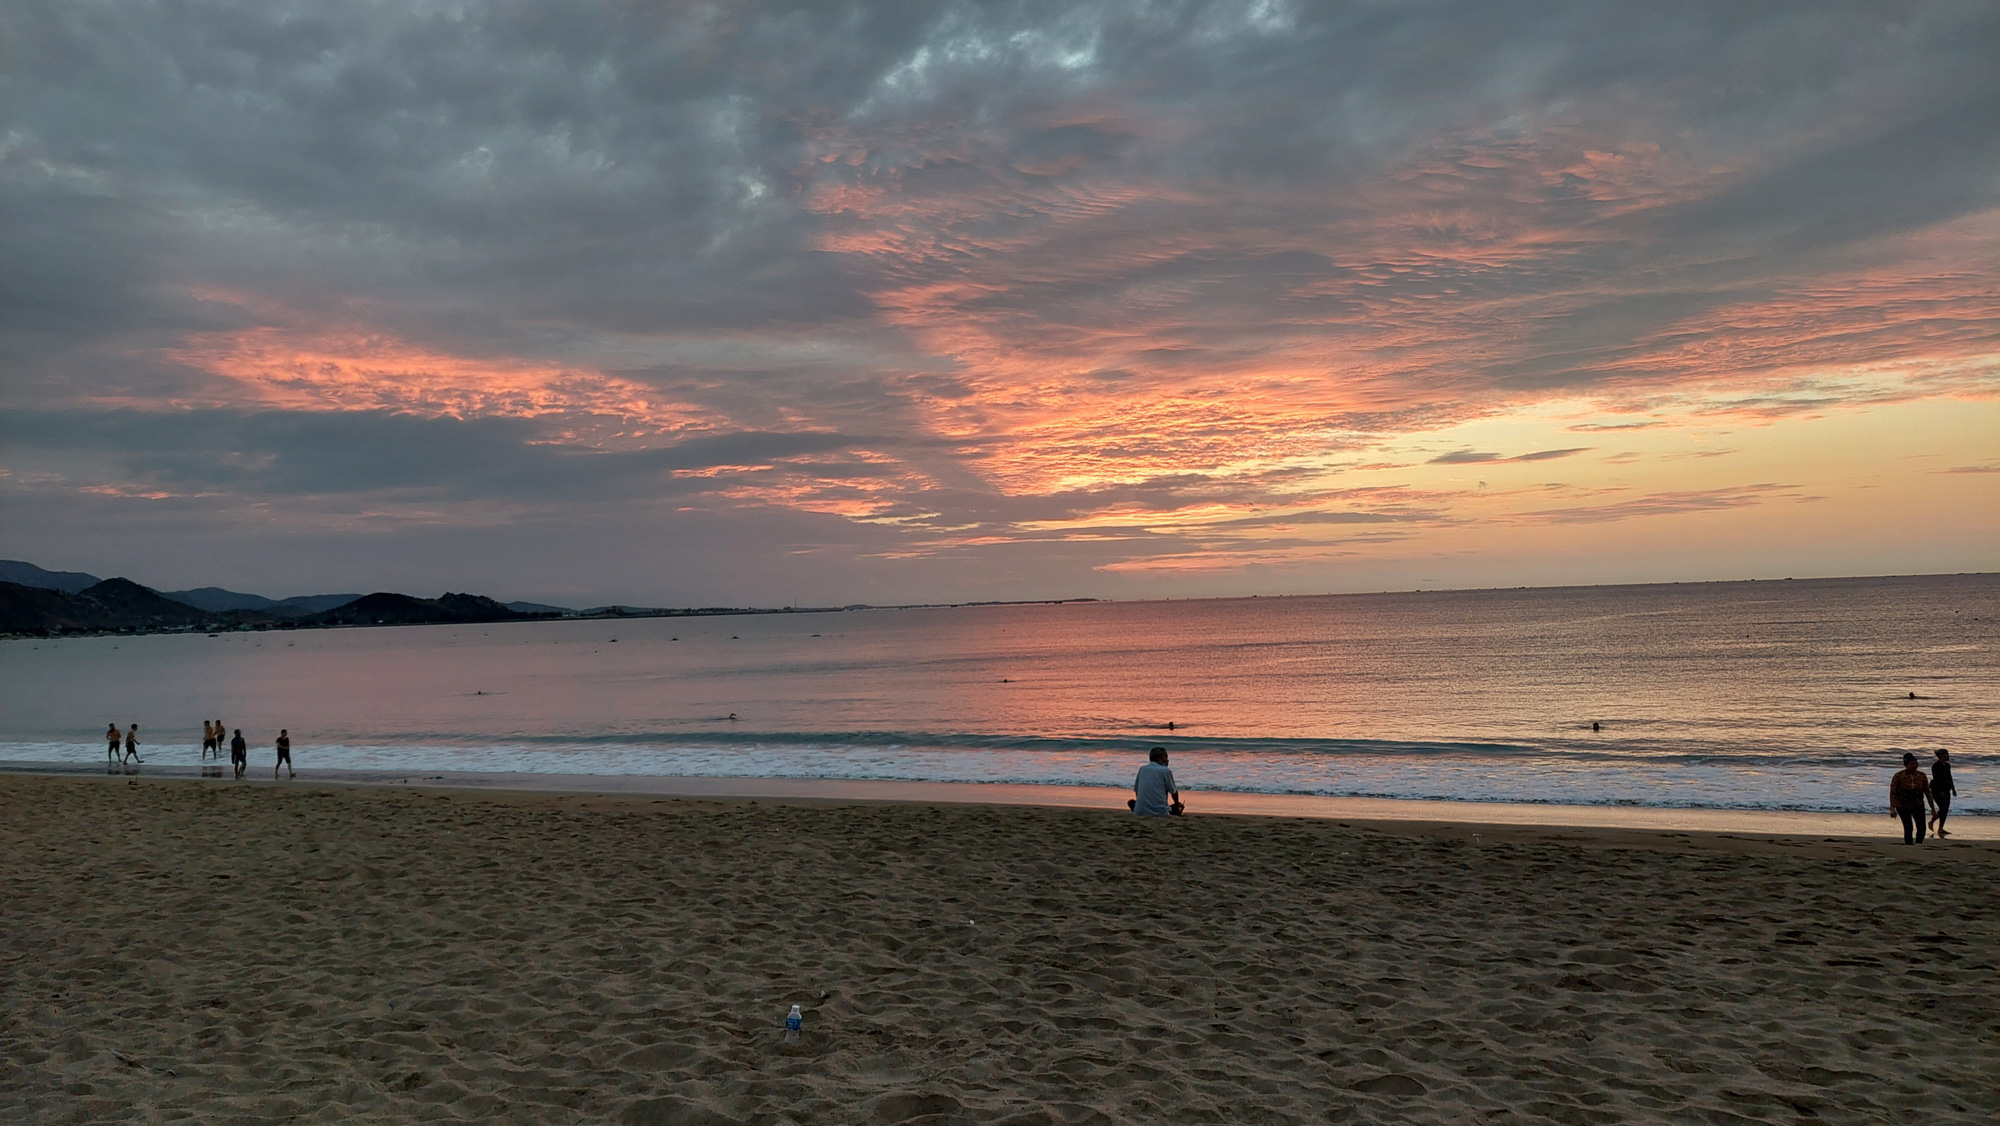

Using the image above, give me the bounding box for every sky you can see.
[2,0,1996,607]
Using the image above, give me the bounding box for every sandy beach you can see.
[4,775,1994,1124]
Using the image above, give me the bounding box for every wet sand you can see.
[11,761,1990,840]
[4,773,1995,1124]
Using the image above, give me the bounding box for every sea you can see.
[1,574,1992,816]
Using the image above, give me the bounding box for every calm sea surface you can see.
[2,574,1993,814]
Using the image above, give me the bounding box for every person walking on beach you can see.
[274,729,293,780]
[201,720,217,760]
[106,723,121,765]
[1889,753,1934,845]
[230,728,247,780]
[122,724,142,765]
[1130,747,1184,817]
[1929,748,1956,838]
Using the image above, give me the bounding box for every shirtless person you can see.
[201,720,217,760]
[229,728,248,779]
[123,723,142,765]
[274,729,293,780]
[106,723,121,764]
[1889,753,1934,845]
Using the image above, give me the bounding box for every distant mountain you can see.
[0,559,644,636]
[271,593,365,615]
[306,592,550,627]
[165,587,362,616]
[0,561,566,636]
[505,600,574,615]
[164,586,280,612]
[0,578,257,634]
[0,560,102,594]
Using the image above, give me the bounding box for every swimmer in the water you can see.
[1591,721,1601,732]
[1166,721,1175,731]
[727,713,738,721]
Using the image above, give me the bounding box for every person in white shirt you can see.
[1130,747,1183,816]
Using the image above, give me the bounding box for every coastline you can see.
[4,760,1992,842]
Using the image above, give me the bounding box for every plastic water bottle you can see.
[783,1004,802,1043]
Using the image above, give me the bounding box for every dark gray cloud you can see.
[0,408,880,503]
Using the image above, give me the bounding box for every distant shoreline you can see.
[6,567,1993,641]
[0,591,1108,641]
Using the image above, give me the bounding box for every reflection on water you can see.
[2,574,1992,813]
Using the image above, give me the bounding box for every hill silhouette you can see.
[0,578,261,634]
[0,560,101,594]
[165,587,363,616]
[305,592,548,626]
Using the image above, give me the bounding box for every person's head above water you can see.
[1149,747,1169,765]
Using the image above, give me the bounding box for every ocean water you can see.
[2,574,1993,815]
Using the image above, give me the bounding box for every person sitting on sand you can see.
[123,724,142,765]
[1129,747,1184,817]
[1929,748,1956,838]
[1889,753,1934,845]
[274,729,293,780]
[106,723,121,764]
[230,728,248,780]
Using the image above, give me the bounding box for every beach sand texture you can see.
[3,776,1994,1125]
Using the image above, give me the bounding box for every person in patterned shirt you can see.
[1888,753,1934,845]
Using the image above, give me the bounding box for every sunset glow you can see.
[3,1,1994,604]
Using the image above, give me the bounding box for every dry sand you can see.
[3,775,1994,1125]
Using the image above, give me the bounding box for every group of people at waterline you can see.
[91,729,1961,837]
[103,720,293,779]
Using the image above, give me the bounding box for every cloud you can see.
[1430,448,1591,464]
[1519,484,1807,525]
[2,1,1996,599]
